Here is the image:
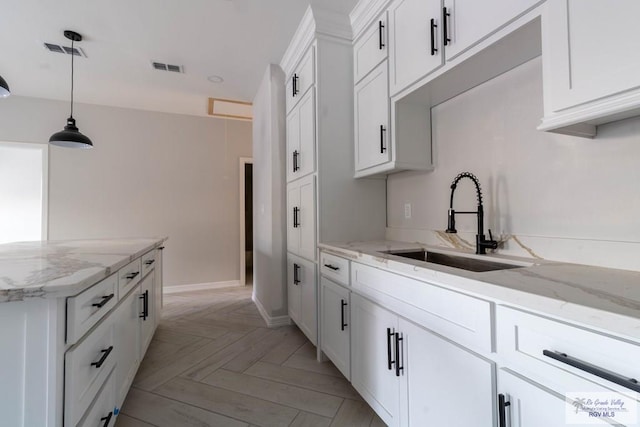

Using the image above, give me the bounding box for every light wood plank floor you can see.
[116,285,386,427]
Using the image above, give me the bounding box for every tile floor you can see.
[116,285,385,427]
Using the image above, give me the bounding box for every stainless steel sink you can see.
[383,249,527,272]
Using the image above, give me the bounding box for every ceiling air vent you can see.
[151,62,184,73]
[44,42,86,57]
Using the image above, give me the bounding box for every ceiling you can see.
[0,0,358,117]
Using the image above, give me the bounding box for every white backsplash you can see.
[386,57,640,272]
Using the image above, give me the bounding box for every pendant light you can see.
[0,74,9,97]
[49,30,93,149]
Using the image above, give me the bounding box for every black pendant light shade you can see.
[0,74,10,97]
[49,30,93,148]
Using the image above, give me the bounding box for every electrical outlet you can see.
[404,203,412,219]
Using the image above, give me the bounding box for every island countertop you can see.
[0,238,167,303]
[319,240,640,342]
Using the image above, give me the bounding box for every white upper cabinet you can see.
[540,0,640,137]
[286,88,316,182]
[354,13,388,84]
[442,0,542,61]
[285,46,315,114]
[355,61,391,172]
[388,0,444,95]
[286,174,316,261]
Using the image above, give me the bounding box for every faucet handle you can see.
[488,229,494,241]
[487,229,499,250]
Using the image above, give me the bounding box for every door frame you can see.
[239,157,253,286]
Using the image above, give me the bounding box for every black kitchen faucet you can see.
[445,172,498,255]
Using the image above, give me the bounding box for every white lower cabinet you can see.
[286,174,317,261]
[399,318,495,427]
[113,284,141,407]
[498,369,567,427]
[288,253,317,345]
[77,367,116,427]
[139,271,155,355]
[320,277,350,379]
[351,293,401,426]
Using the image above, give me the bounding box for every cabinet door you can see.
[320,277,350,379]
[114,285,141,407]
[443,0,541,60]
[287,255,302,326]
[154,248,163,327]
[286,182,301,254]
[498,370,570,427]
[354,13,388,84]
[297,89,316,179]
[298,174,316,261]
[389,0,443,95]
[351,294,400,427]
[139,272,155,355]
[286,107,300,183]
[399,318,495,427]
[355,62,391,172]
[544,0,640,112]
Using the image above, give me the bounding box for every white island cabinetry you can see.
[0,239,165,427]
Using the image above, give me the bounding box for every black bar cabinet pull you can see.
[292,74,299,97]
[92,293,115,308]
[395,332,404,376]
[498,393,510,427]
[125,271,139,280]
[430,18,438,55]
[293,150,299,172]
[91,346,114,369]
[443,8,451,46]
[100,411,113,427]
[293,263,300,285]
[341,300,348,331]
[380,125,386,153]
[145,259,155,266]
[293,207,300,228]
[387,328,395,370]
[139,290,149,320]
[324,264,339,271]
[378,20,385,49]
[543,350,640,392]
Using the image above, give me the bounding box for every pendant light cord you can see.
[70,37,75,118]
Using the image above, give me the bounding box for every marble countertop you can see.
[0,238,167,303]
[319,241,640,342]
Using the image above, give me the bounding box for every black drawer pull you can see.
[100,411,113,427]
[92,293,114,308]
[395,332,403,376]
[293,207,300,228]
[443,7,451,46]
[323,264,339,271]
[387,328,395,370]
[293,263,300,285]
[341,299,348,331]
[91,346,114,369]
[378,20,385,49]
[293,150,299,172]
[498,393,510,427]
[125,271,140,280]
[430,18,438,55]
[380,125,386,153]
[292,74,299,97]
[139,289,149,320]
[144,259,155,266]
[543,350,640,392]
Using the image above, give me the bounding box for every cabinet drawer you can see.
[354,13,388,84]
[118,259,142,298]
[320,252,350,286]
[77,367,116,427]
[141,249,158,278]
[285,46,315,113]
[497,306,640,394]
[67,273,118,345]
[351,263,492,353]
[65,315,116,427]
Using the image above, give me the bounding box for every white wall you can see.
[387,57,640,271]
[252,64,288,321]
[0,95,252,286]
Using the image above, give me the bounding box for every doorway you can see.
[239,157,253,286]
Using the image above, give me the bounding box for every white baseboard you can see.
[163,280,242,294]
[252,294,291,328]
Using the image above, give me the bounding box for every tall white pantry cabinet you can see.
[282,6,387,346]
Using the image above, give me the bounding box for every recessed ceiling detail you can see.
[44,43,86,57]
[151,62,184,73]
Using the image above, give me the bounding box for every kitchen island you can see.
[0,238,166,427]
